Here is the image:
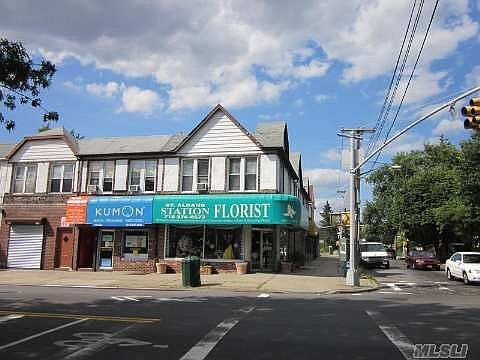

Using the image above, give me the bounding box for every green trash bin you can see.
[182,256,201,287]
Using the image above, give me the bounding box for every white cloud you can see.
[465,65,480,88]
[432,118,464,135]
[120,86,161,113]
[321,148,340,162]
[313,94,334,103]
[0,0,476,111]
[85,81,123,98]
[63,80,83,91]
[304,168,349,188]
[383,133,440,155]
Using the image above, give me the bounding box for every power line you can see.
[371,0,439,166]
[366,0,419,155]
[368,0,425,161]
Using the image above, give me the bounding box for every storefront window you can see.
[205,226,242,260]
[167,225,203,258]
[279,229,289,261]
[123,230,148,260]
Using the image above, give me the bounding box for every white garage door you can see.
[7,224,44,269]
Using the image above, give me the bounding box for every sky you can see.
[1,0,480,221]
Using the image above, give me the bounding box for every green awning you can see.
[152,194,301,226]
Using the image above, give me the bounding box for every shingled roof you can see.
[0,144,15,159]
[253,121,287,149]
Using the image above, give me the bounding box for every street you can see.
[0,261,479,360]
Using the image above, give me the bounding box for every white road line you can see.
[179,307,254,360]
[378,291,414,295]
[366,310,413,360]
[384,283,402,291]
[438,286,454,292]
[0,314,24,323]
[0,318,88,351]
[111,296,126,301]
[257,293,270,298]
[123,296,140,302]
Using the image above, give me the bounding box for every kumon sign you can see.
[86,196,153,227]
[152,194,301,225]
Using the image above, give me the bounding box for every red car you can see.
[406,250,440,270]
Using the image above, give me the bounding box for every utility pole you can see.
[338,128,375,286]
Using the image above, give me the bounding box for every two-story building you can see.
[0,105,317,273]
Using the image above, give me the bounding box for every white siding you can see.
[114,159,128,191]
[178,111,261,156]
[80,161,88,192]
[210,156,225,191]
[164,157,179,191]
[35,162,49,193]
[4,163,12,193]
[73,160,80,192]
[11,139,76,162]
[157,159,164,192]
[0,160,9,198]
[260,154,277,190]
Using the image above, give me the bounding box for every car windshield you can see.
[360,244,385,252]
[411,251,435,257]
[463,254,480,263]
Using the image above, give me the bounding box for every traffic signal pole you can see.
[339,128,374,286]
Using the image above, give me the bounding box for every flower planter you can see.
[201,265,213,275]
[156,262,167,274]
[235,261,248,275]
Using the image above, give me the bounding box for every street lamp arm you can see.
[353,85,480,173]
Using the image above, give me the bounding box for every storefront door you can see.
[56,228,74,268]
[98,231,114,269]
[251,229,274,271]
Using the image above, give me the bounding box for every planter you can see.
[156,262,167,274]
[201,265,213,275]
[280,261,292,273]
[235,261,248,275]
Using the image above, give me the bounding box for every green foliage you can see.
[0,38,58,131]
[364,136,480,259]
[319,201,337,246]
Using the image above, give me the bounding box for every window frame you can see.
[12,163,38,194]
[227,157,241,192]
[181,158,210,193]
[181,159,195,192]
[244,156,258,192]
[49,162,75,193]
[122,229,149,261]
[87,160,115,193]
[128,159,157,193]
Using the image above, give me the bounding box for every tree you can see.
[319,201,336,247]
[0,38,58,131]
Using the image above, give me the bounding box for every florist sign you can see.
[152,194,301,225]
[87,196,153,227]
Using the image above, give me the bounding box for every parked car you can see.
[360,242,390,269]
[406,250,440,270]
[445,252,480,285]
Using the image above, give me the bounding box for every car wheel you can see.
[463,272,470,285]
[447,269,453,280]
[385,263,390,269]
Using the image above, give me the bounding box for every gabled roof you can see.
[253,121,287,149]
[77,134,185,156]
[289,152,302,178]
[6,126,78,159]
[0,144,15,159]
[174,104,263,151]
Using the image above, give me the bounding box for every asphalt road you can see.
[0,263,479,360]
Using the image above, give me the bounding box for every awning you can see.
[152,194,302,226]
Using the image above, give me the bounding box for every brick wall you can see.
[0,201,67,269]
[159,259,237,273]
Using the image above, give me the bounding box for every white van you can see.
[360,242,390,269]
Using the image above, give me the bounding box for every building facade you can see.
[0,105,317,273]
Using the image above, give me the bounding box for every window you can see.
[167,225,204,258]
[197,159,209,187]
[228,158,241,191]
[128,160,157,192]
[245,157,257,191]
[13,164,37,193]
[49,163,74,193]
[123,230,148,260]
[204,226,242,259]
[88,161,114,192]
[182,159,194,191]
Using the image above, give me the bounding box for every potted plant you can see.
[235,261,248,275]
[280,261,292,273]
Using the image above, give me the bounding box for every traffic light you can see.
[462,98,480,131]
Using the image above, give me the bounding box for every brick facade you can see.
[0,194,69,269]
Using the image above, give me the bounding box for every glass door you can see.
[99,231,114,269]
[251,230,261,271]
[262,230,274,271]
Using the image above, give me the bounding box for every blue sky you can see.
[1,0,480,218]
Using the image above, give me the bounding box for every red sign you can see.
[65,196,88,225]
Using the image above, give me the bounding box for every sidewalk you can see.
[0,256,377,294]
